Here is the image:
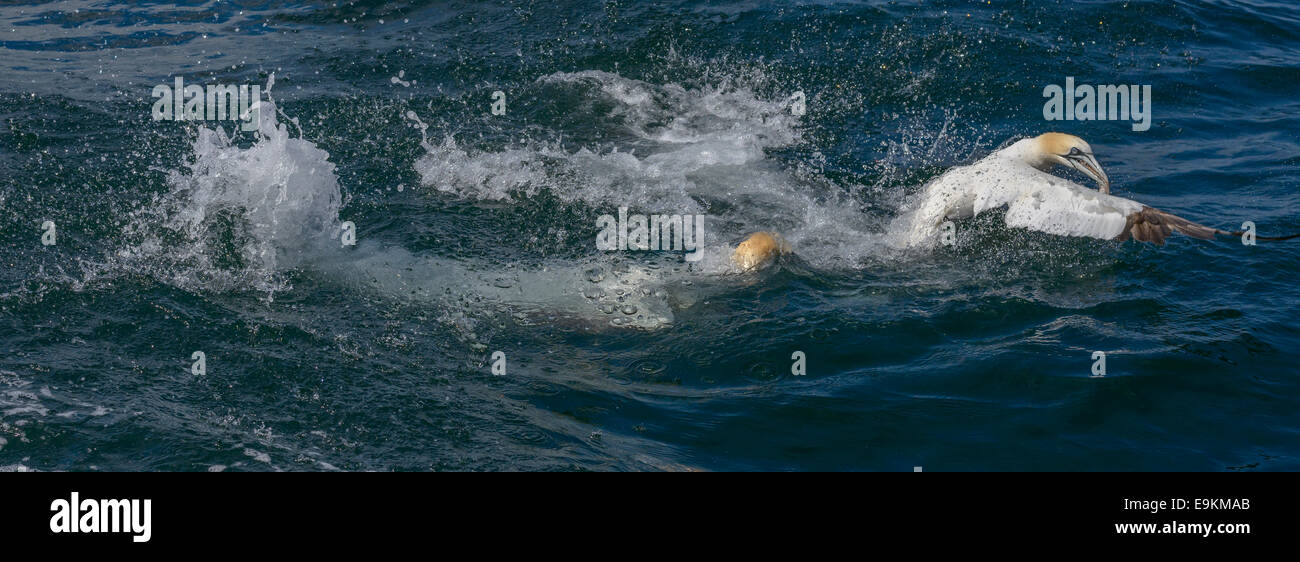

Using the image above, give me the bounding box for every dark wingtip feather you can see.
[1122,207,1214,244]
[1119,206,1299,245]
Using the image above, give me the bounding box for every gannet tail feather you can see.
[1119,207,1300,244]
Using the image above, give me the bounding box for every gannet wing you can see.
[1001,180,1142,240]
[1001,180,1300,244]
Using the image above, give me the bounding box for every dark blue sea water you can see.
[1,1,1298,471]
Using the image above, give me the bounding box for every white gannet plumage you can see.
[894,132,1298,247]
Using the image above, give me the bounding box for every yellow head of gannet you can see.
[1031,132,1110,194]
[731,231,788,271]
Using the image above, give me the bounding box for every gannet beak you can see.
[1066,152,1110,194]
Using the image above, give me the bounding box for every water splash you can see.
[412,70,894,270]
[117,75,343,297]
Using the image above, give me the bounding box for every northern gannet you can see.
[321,233,794,332]
[895,132,1299,246]
[731,231,789,271]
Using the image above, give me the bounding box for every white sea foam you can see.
[243,447,271,463]
[1,370,48,418]
[414,70,891,270]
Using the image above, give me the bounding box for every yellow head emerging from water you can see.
[731,231,788,271]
